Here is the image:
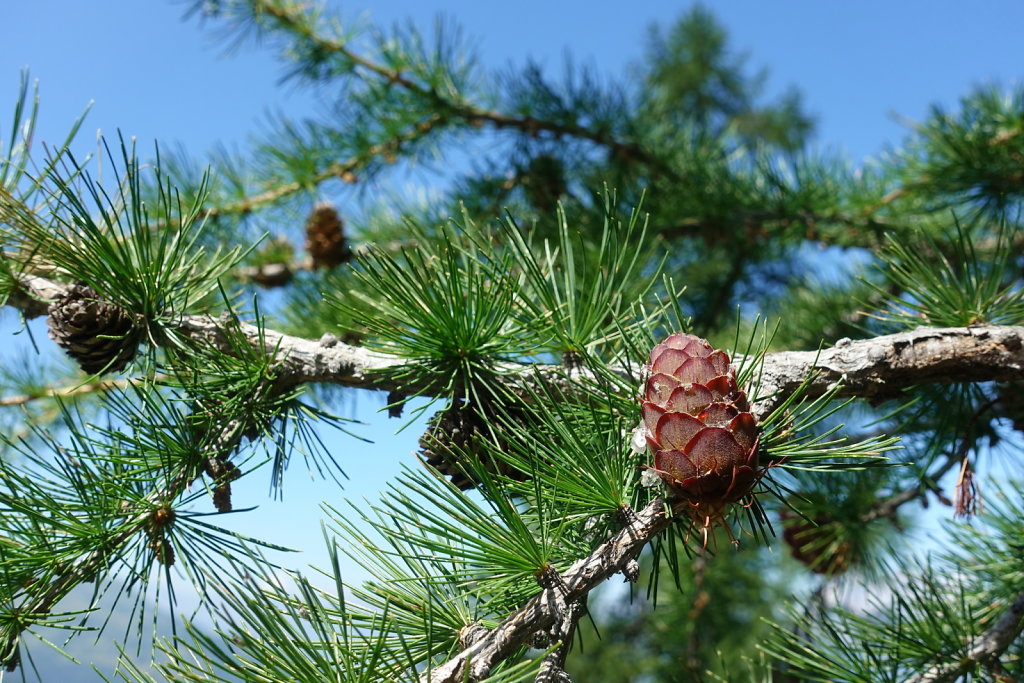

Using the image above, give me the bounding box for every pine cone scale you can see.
[653,412,704,450]
[666,384,713,414]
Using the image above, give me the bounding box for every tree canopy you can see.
[1,2,1023,681]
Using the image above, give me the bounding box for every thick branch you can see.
[753,326,1024,417]
[11,281,1024,676]
[904,589,1024,683]
[156,319,1024,422]
[184,320,1024,414]
[13,276,1024,418]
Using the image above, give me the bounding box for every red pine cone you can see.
[642,333,760,508]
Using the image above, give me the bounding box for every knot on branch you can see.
[458,623,489,649]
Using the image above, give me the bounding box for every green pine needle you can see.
[868,219,1024,328]
[1,135,251,340]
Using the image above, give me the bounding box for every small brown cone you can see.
[46,284,140,374]
[146,507,177,567]
[148,537,175,567]
[419,402,526,490]
[304,202,350,269]
[780,509,853,576]
[203,458,242,513]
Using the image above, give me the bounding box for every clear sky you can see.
[3,1,1024,679]
[6,1,1024,162]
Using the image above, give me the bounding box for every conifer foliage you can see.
[1,2,1024,680]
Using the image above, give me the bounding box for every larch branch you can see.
[420,499,672,683]
[251,0,664,172]
[9,283,1024,678]
[12,275,1024,419]
[0,377,146,407]
[751,326,1024,417]
[904,589,1024,683]
[196,114,442,221]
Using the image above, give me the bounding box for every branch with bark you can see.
[179,0,669,230]
[904,589,1024,683]
[0,377,131,407]
[9,274,1024,679]
[252,0,659,166]
[750,327,1024,416]
[195,114,442,222]
[13,275,1024,417]
[421,499,673,683]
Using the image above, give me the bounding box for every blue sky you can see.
[3,1,1024,678]
[6,1,1024,162]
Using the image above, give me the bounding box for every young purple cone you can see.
[642,333,760,510]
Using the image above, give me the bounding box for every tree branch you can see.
[533,598,584,683]
[9,283,1024,677]
[903,589,1024,683]
[0,377,152,407]
[860,397,1000,524]
[249,0,666,173]
[12,276,1024,419]
[233,240,408,288]
[0,391,248,665]
[751,327,1024,417]
[421,499,672,683]
[196,114,442,221]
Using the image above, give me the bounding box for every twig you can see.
[0,377,143,407]
[0,399,248,666]
[533,567,586,683]
[12,411,257,670]
[860,397,1001,523]
[903,589,1024,683]
[233,240,410,289]
[252,1,667,175]
[534,602,584,683]
[196,114,442,221]
[420,499,671,682]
